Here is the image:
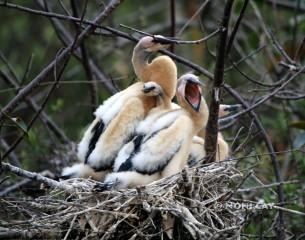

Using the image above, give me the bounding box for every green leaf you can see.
[289,121,305,130]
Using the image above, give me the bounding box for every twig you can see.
[177,0,211,36]
[160,49,213,79]
[230,60,287,87]
[250,1,295,67]
[169,0,175,53]
[292,0,301,53]
[0,170,55,196]
[1,162,72,192]
[0,176,10,186]
[294,36,305,61]
[268,29,296,65]
[119,24,221,45]
[272,205,305,216]
[266,0,305,12]
[0,228,59,239]
[225,44,267,72]
[20,54,34,87]
[279,61,305,72]
[0,64,70,143]
[0,51,19,83]
[0,0,125,122]
[275,92,305,100]
[226,0,249,56]
[224,83,286,240]
[70,0,98,112]
[63,215,78,240]
[238,180,300,192]
[58,0,71,16]
[204,0,235,163]
[0,178,30,196]
[223,64,305,121]
[1,48,71,160]
[0,139,21,167]
[0,1,214,80]
[38,0,117,94]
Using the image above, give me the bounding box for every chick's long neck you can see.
[132,46,151,81]
[156,94,172,110]
[186,97,209,135]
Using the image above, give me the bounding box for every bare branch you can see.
[0,64,70,143]
[177,0,211,36]
[1,162,72,192]
[0,0,125,122]
[226,0,249,56]
[0,139,21,167]
[119,24,221,45]
[36,0,118,94]
[221,65,305,121]
[204,0,235,163]
[169,0,175,53]
[70,0,98,112]
[2,48,71,160]
[224,84,286,240]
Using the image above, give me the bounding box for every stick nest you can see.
[1,162,245,239]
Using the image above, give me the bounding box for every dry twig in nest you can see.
[0,162,244,239]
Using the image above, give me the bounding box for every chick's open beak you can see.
[185,82,202,112]
[184,76,203,112]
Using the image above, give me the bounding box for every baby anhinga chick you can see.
[97,74,208,190]
[61,36,177,180]
[188,104,241,166]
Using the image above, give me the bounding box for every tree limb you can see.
[204,0,235,163]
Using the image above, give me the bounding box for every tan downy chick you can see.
[188,104,241,166]
[97,74,208,190]
[61,36,176,180]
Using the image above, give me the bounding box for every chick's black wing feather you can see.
[85,119,105,163]
[117,134,144,172]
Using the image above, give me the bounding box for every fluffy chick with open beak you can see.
[61,36,177,180]
[96,74,208,190]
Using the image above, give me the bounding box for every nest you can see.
[1,162,245,239]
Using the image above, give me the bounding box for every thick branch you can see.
[204,0,235,163]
